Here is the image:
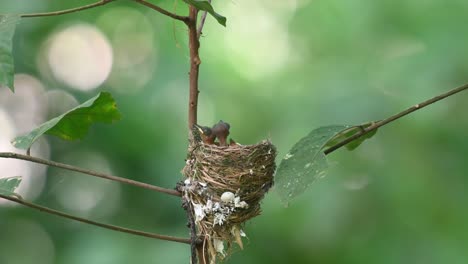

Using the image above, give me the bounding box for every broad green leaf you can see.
[12,92,121,150]
[0,176,22,196]
[275,125,351,205]
[183,0,227,26]
[325,121,379,151]
[0,15,20,92]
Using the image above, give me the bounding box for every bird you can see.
[193,124,216,145]
[211,120,230,146]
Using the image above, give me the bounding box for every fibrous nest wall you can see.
[179,139,276,262]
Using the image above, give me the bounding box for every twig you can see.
[187,6,201,129]
[133,0,189,23]
[0,194,190,244]
[0,152,181,197]
[197,0,211,39]
[324,82,468,155]
[20,0,115,18]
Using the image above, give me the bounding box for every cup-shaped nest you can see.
[180,140,276,261]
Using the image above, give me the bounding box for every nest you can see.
[179,138,276,262]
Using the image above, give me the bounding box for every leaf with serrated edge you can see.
[0,15,20,92]
[0,176,22,196]
[12,92,121,150]
[276,125,350,205]
[183,0,226,26]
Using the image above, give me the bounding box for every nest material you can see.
[180,139,277,262]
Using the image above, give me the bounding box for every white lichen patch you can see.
[213,239,225,257]
[193,202,206,223]
[234,197,248,209]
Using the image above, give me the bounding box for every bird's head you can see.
[194,124,213,136]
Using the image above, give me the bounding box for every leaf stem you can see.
[197,0,211,39]
[0,194,190,244]
[324,83,468,155]
[0,152,181,197]
[20,0,115,18]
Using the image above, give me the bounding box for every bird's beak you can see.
[193,124,204,134]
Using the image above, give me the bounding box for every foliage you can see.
[276,125,350,204]
[12,92,121,150]
[0,176,22,196]
[0,15,20,92]
[183,0,226,26]
[1,1,468,264]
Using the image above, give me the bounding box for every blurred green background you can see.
[1,0,468,263]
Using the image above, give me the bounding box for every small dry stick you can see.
[0,194,190,244]
[0,152,181,197]
[324,82,468,155]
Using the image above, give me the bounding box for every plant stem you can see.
[133,0,189,22]
[0,152,181,197]
[197,0,212,39]
[324,82,468,155]
[187,6,206,263]
[21,0,115,18]
[0,194,190,244]
[188,6,201,129]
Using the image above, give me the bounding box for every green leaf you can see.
[276,125,351,205]
[183,0,227,26]
[325,121,379,151]
[0,14,20,92]
[0,176,22,196]
[12,92,121,150]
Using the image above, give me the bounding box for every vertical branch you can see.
[187,6,207,264]
[188,6,201,129]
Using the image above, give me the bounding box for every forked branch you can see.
[20,0,189,23]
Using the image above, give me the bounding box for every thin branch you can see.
[0,194,190,244]
[197,0,211,39]
[20,0,115,18]
[133,0,189,23]
[0,152,181,197]
[324,83,468,155]
[188,6,201,129]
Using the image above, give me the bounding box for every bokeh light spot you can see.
[50,151,121,218]
[47,23,113,91]
[0,74,49,203]
[43,89,79,118]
